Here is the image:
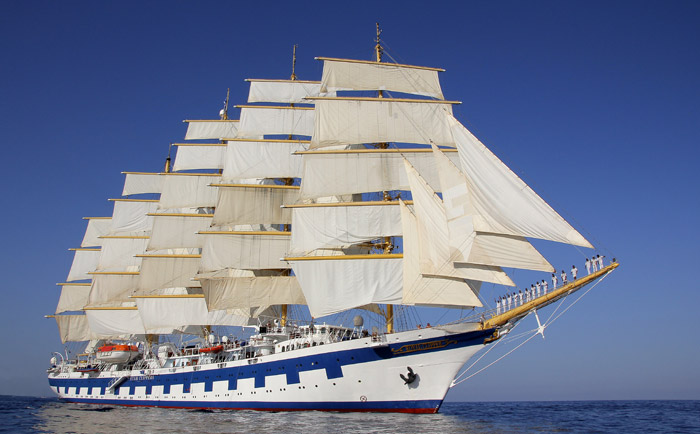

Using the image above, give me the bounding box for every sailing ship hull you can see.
[48,326,494,413]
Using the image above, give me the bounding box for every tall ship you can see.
[47,31,618,413]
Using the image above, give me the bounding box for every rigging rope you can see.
[451,270,614,387]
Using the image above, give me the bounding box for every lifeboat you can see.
[95,344,140,364]
[199,345,223,353]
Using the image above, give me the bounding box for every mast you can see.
[164,144,172,173]
[281,44,298,328]
[374,23,394,333]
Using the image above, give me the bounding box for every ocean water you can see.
[2,396,698,434]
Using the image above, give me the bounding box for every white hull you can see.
[49,325,492,413]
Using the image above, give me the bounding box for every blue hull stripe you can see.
[49,328,493,404]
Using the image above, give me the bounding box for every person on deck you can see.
[572,265,578,280]
[507,293,512,310]
[561,269,568,284]
[518,289,523,306]
[542,279,548,295]
[552,273,558,290]
[592,256,599,272]
[598,255,605,269]
[496,298,501,314]
[585,258,592,275]
[536,281,541,297]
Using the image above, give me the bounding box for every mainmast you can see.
[281,44,299,328]
[374,23,395,334]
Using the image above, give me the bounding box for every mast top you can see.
[291,44,298,81]
[219,88,230,120]
[375,23,383,62]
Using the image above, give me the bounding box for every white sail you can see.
[109,200,159,235]
[238,106,315,137]
[448,114,593,248]
[122,173,165,196]
[213,185,298,226]
[80,218,111,247]
[404,159,515,286]
[247,79,323,104]
[289,203,402,254]
[223,139,308,180]
[135,296,253,332]
[87,274,140,307]
[291,256,403,318]
[96,237,149,271]
[55,284,90,314]
[300,149,460,199]
[55,314,95,343]
[199,232,290,271]
[66,249,101,282]
[147,214,212,250]
[201,275,305,310]
[85,308,147,337]
[399,200,482,307]
[172,144,226,171]
[432,145,554,272]
[136,255,202,291]
[158,174,220,209]
[310,98,455,149]
[184,120,239,140]
[319,58,444,99]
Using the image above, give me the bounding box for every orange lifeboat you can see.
[95,344,140,364]
[199,345,223,354]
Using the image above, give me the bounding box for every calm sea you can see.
[2,396,698,434]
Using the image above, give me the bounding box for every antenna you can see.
[219,88,230,120]
[375,23,383,62]
[291,44,298,81]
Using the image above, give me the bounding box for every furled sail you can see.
[309,97,455,149]
[247,79,323,104]
[447,114,593,248]
[172,144,226,172]
[299,149,460,199]
[238,106,315,137]
[184,120,239,140]
[318,57,445,100]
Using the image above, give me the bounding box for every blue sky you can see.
[1,1,698,400]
